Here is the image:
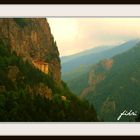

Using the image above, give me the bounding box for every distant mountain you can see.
[61,40,140,76]
[67,43,140,121]
[61,45,113,64]
[62,40,140,88]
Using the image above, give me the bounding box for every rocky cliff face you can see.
[80,59,113,98]
[0,18,98,122]
[0,18,61,83]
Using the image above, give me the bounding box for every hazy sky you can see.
[48,18,140,56]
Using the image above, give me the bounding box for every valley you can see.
[61,40,140,121]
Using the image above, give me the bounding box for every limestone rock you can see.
[0,18,61,84]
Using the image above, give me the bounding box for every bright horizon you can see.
[48,18,140,57]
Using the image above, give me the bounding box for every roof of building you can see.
[33,60,48,65]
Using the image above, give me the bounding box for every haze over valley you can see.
[48,18,140,121]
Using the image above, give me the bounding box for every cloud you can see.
[48,18,140,56]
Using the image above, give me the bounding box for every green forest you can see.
[0,39,98,121]
[64,42,140,121]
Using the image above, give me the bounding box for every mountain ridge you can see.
[61,39,140,76]
[68,43,140,121]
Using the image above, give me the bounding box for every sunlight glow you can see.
[48,18,140,56]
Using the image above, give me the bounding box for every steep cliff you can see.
[0,18,98,121]
[0,18,61,83]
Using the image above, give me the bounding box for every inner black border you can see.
[0,136,140,139]
[0,0,139,4]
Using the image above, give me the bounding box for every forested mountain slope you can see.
[0,18,97,121]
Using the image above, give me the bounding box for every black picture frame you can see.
[0,2,140,139]
[0,0,139,4]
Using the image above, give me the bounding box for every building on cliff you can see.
[32,60,49,74]
[0,18,61,84]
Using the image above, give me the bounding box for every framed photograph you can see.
[0,4,140,136]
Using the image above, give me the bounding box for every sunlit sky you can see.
[48,18,140,57]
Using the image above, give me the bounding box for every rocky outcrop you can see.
[81,70,95,98]
[101,59,113,70]
[80,58,113,98]
[0,18,61,84]
[81,69,105,98]
[32,60,49,74]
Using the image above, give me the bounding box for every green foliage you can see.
[45,35,60,63]
[64,41,140,122]
[87,44,140,121]
[135,114,140,122]
[0,39,98,122]
[0,89,97,121]
[14,18,28,27]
